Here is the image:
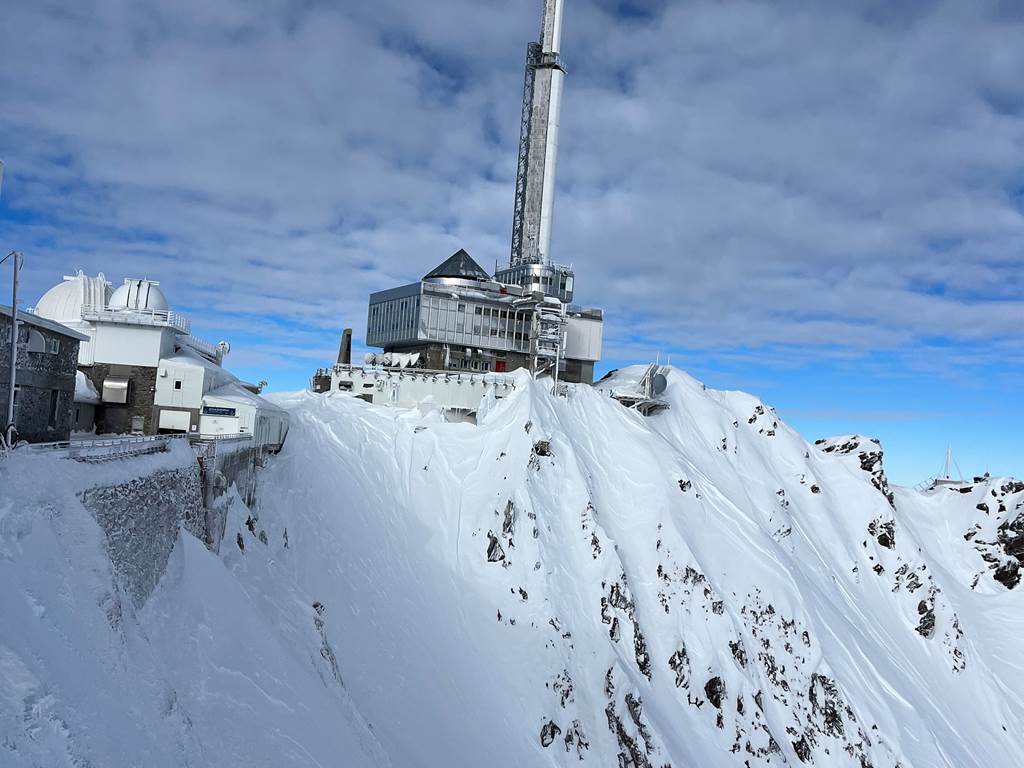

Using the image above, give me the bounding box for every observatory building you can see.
[353,0,603,385]
[34,272,288,448]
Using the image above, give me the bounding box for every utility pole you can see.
[1,160,23,449]
[2,250,22,449]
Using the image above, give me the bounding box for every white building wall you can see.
[199,413,241,436]
[73,326,98,366]
[154,362,206,409]
[564,315,603,362]
[92,324,175,367]
[330,367,516,412]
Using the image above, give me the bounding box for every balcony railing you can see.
[80,304,191,335]
[21,434,187,462]
[179,334,221,360]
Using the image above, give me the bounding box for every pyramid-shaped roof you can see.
[423,249,491,281]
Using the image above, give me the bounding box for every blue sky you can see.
[0,0,1021,485]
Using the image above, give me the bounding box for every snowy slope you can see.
[2,366,1021,767]
[244,367,1023,768]
[0,445,385,768]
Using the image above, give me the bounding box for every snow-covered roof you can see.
[1,303,90,341]
[161,345,237,391]
[163,346,225,373]
[205,381,286,414]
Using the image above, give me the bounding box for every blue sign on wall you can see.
[202,406,236,417]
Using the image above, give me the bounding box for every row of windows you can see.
[451,357,493,371]
[419,294,529,351]
[498,268,573,296]
[368,293,534,353]
[367,295,420,344]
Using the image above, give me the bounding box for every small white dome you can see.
[109,279,169,312]
[35,271,112,324]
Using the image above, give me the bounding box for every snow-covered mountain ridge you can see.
[2,366,1021,767]
[252,366,1023,767]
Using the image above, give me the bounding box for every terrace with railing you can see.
[312,362,520,389]
[19,434,187,462]
[80,304,191,335]
[6,432,255,463]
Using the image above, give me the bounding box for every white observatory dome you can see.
[35,271,112,324]
[109,278,170,312]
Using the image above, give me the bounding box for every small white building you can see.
[316,364,517,422]
[34,272,288,451]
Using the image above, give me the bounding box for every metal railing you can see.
[178,334,221,360]
[80,304,191,335]
[314,363,519,388]
[4,431,255,464]
[20,433,188,462]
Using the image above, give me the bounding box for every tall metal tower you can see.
[509,0,566,267]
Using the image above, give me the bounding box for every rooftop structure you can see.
[348,0,603,388]
[365,249,602,383]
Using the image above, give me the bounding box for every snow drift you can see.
[2,366,1021,767]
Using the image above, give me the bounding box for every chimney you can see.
[337,328,353,365]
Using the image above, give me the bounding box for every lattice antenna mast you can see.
[510,0,566,267]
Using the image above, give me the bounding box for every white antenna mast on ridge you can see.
[917,444,967,491]
[941,445,963,482]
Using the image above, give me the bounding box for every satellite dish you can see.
[364,352,377,365]
[652,373,668,396]
[217,340,231,356]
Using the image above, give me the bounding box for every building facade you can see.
[33,273,288,450]
[360,2,603,386]
[1,305,88,443]
[365,250,602,384]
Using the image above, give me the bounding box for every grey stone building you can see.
[1,305,88,443]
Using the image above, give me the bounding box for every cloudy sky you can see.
[1,0,1021,483]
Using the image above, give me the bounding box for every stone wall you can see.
[196,438,258,505]
[31,435,258,608]
[0,313,80,442]
[79,461,205,607]
[82,363,158,435]
[193,438,260,552]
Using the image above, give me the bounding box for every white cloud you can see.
[1,0,1022,378]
